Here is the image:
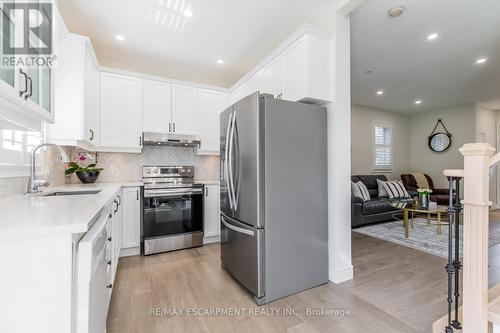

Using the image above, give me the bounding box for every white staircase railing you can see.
[443,142,496,333]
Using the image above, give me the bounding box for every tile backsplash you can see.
[68,146,220,183]
[0,146,70,197]
[0,145,219,197]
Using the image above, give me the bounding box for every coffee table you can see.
[391,201,448,238]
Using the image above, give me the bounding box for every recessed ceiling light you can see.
[415,99,422,105]
[427,33,438,41]
[183,9,193,17]
[476,58,488,64]
[217,59,224,65]
[376,90,384,96]
[388,6,405,17]
[115,35,125,41]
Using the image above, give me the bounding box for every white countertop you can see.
[0,182,142,241]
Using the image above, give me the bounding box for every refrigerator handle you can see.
[225,113,234,210]
[228,111,237,210]
[221,216,254,236]
[233,116,240,210]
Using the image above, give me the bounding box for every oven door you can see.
[143,188,203,239]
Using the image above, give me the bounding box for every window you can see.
[0,118,42,177]
[373,121,392,171]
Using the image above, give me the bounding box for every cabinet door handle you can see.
[113,200,118,213]
[205,187,208,197]
[117,195,121,206]
[107,260,112,266]
[139,136,142,146]
[89,129,94,141]
[136,189,139,200]
[19,69,28,97]
[169,122,171,132]
[173,123,176,132]
[107,284,113,289]
[108,237,112,242]
[25,76,32,100]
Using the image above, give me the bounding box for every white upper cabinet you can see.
[83,45,100,145]
[262,56,283,99]
[232,28,332,104]
[282,37,308,102]
[142,80,172,133]
[242,70,263,98]
[197,89,226,154]
[282,33,332,103]
[231,84,246,104]
[100,72,143,152]
[47,34,99,147]
[172,84,198,135]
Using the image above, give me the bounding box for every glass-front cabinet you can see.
[0,0,54,122]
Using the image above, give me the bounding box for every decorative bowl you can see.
[76,171,100,184]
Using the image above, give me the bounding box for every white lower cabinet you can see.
[75,186,139,333]
[77,202,113,333]
[121,187,141,251]
[111,192,122,280]
[203,184,220,240]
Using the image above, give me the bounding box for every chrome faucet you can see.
[27,143,70,194]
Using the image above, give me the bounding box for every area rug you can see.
[353,218,500,258]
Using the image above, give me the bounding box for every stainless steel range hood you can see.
[142,132,201,147]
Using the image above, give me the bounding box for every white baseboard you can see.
[329,265,354,283]
[203,236,220,244]
[119,246,140,258]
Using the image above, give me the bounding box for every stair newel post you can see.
[452,177,462,330]
[460,143,494,333]
[445,176,456,333]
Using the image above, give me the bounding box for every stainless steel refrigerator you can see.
[220,92,328,305]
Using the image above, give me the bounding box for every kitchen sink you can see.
[42,190,102,196]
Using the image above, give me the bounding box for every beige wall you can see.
[410,104,476,189]
[351,104,411,180]
[475,105,497,205]
[351,104,476,189]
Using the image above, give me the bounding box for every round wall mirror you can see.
[428,132,451,152]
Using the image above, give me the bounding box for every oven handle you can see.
[221,216,254,236]
[144,188,203,198]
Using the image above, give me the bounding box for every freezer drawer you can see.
[220,214,264,298]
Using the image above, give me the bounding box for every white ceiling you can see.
[350,0,500,113]
[56,0,335,88]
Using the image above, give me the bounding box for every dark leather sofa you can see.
[351,175,413,228]
[400,174,450,205]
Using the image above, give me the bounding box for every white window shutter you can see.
[373,122,393,171]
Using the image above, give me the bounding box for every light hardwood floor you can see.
[107,229,460,333]
[107,211,500,333]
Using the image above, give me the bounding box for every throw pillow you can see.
[377,179,389,198]
[351,181,370,201]
[382,180,410,199]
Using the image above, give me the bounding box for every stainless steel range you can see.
[142,166,204,255]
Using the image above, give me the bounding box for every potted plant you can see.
[65,154,103,184]
[417,188,433,208]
